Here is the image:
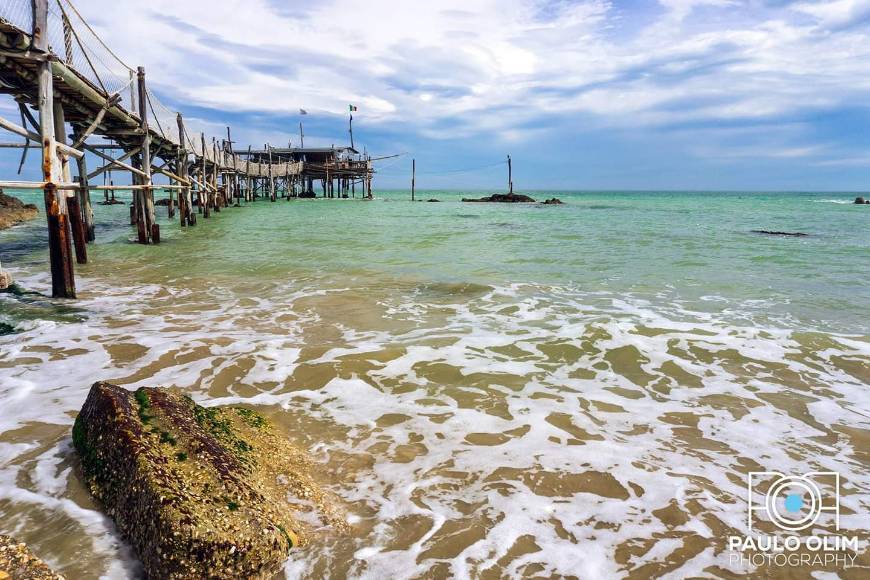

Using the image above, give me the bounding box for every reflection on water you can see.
[0,190,868,578]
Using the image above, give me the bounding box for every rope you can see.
[58,0,134,72]
[56,0,108,94]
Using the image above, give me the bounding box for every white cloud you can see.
[33,0,870,156]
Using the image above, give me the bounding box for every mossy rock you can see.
[73,382,340,580]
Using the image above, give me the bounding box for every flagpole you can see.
[299,121,304,148]
[349,112,354,150]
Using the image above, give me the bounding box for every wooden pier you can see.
[0,0,373,298]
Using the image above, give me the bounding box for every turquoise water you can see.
[0,189,868,578]
[5,189,867,330]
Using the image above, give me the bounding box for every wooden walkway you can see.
[0,0,374,298]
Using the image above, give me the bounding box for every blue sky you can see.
[3,0,870,190]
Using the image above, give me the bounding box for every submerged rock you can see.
[0,190,38,230]
[751,230,809,237]
[855,196,867,204]
[426,198,440,202]
[462,193,536,203]
[541,198,563,205]
[0,535,64,579]
[73,382,343,580]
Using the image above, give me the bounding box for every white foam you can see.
[1,271,867,578]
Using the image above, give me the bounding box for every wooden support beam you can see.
[82,143,146,179]
[137,66,158,243]
[268,144,275,202]
[35,0,75,298]
[201,133,210,218]
[176,113,192,225]
[0,114,83,159]
[54,102,87,264]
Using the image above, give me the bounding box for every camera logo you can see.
[747,472,840,532]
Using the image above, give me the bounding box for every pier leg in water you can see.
[137,67,158,243]
[35,0,75,297]
[54,102,87,264]
[72,128,95,242]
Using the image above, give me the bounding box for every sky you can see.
[2,0,870,190]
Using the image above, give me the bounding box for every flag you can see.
[299,108,307,115]
[349,104,358,112]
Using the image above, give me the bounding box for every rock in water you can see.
[0,535,65,579]
[855,196,867,204]
[0,190,38,230]
[751,230,809,237]
[462,193,536,203]
[541,198,563,205]
[73,382,340,580]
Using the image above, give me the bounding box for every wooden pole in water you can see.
[137,66,158,243]
[176,113,191,226]
[54,103,87,264]
[72,127,94,242]
[411,158,415,201]
[267,144,275,202]
[212,139,220,212]
[245,145,252,202]
[34,0,75,298]
[201,133,210,218]
[507,154,512,195]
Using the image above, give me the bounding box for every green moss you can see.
[72,416,104,476]
[235,407,268,429]
[159,431,177,446]
[227,501,240,511]
[193,404,254,466]
[276,524,294,548]
[135,389,152,425]
[175,452,188,462]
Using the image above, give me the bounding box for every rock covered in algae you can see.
[0,535,64,580]
[73,382,343,579]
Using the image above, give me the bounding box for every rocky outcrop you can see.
[462,193,536,203]
[73,382,344,580]
[855,197,868,204]
[0,191,38,230]
[751,230,809,237]
[0,535,65,580]
[541,198,563,205]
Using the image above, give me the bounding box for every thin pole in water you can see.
[508,154,513,194]
[411,158,416,201]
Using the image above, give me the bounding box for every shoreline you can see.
[0,191,38,232]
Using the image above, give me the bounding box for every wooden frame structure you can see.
[0,0,368,298]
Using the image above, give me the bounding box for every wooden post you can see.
[201,133,210,218]
[245,145,252,202]
[212,139,220,212]
[72,128,94,242]
[54,103,87,264]
[137,66,158,243]
[411,158,415,201]
[508,154,512,195]
[35,0,75,297]
[268,144,275,202]
[176,113,191,226]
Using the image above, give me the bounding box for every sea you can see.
[0,189,868,578]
